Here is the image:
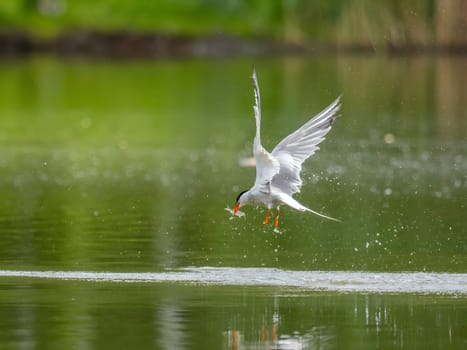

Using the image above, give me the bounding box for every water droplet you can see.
[384,133,395,144]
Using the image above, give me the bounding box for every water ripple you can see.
[1,267,466,295]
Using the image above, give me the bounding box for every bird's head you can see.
[233,189,249,216]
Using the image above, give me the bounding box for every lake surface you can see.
[0,56,466,349]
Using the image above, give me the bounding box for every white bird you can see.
[232,68,341,227]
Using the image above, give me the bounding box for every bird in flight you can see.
[231,68,341,227]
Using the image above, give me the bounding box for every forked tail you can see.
[303,206,340,222]
[279,192,340,222]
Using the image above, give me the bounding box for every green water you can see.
[0,56,466,348]
[0,280,465,349]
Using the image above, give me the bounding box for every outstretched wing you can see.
[251,68,279,192]
[271,96,341,195]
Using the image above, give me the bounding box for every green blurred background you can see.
[0,2,466,349]
[1,0,466,51]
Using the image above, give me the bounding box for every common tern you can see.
[232,68,341,227]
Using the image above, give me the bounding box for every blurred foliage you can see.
[2,0,279,36]
[0,0,460,48]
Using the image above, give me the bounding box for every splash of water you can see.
[1,267,466,295]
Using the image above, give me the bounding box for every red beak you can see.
[233,202,241,216]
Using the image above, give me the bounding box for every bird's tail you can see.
[303,206,341,222]
[279,193,340,222]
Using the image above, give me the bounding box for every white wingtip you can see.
[251,66,262,147]
[251,66,257,78]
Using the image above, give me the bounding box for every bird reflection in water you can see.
[225,314,278,350]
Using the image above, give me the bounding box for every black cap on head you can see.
[235,190,248,203]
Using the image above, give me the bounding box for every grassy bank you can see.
[0,0,466,54]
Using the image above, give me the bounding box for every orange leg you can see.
[274,209,280,227]
[231,330,239,350]
[271,321,277,343]
[263,209,271,224]
[261,324,267,342]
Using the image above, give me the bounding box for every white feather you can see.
[252,68,280,192]
[271,96,341,195]
[234,68,341,224]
